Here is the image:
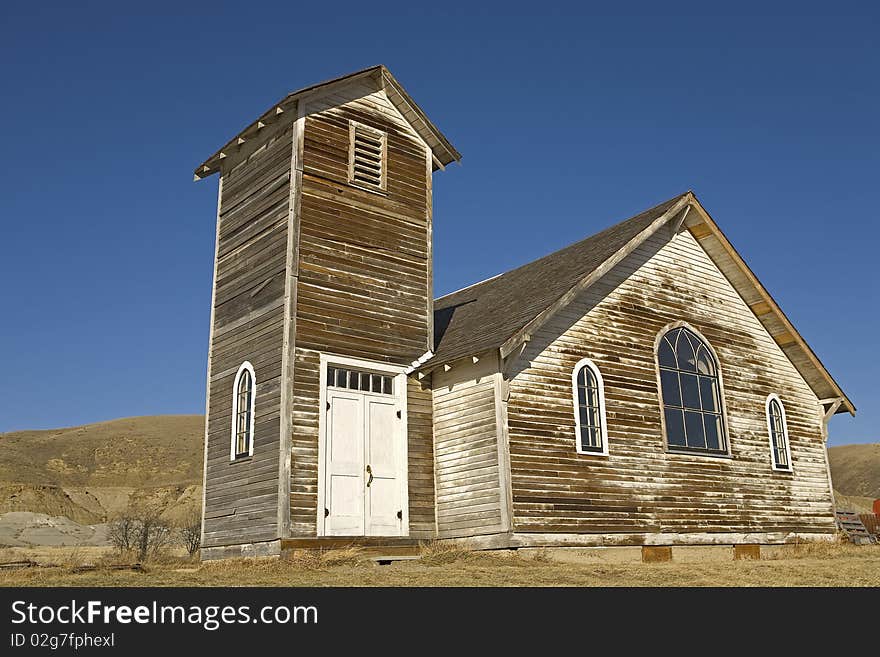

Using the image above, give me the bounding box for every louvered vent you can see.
[349,122,386,190]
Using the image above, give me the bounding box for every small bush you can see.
[108,504,173,562]
[178,507,202,558]
[107,516,138,553]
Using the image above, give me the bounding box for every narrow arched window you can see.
[231,362,255,460]
[572,358,608,455]
[657,326,727,453]
[766,394,792,471]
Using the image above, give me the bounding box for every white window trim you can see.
[316,352,409,537]
[653,321,733,458]
[572,357,609,457]
[230,361,256,461]
[765,393,793,472]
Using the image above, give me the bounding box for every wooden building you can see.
[194,66,854,559]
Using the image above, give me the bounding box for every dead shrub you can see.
[108,504,173,562]
[177,507,202,559]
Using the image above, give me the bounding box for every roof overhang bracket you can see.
[669,204,691,238]
[500,340,529,376]
[821,398,844,421]
[819,398,845,442]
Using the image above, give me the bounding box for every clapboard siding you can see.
[295,87,430,364]
[288,347,320,536]
[407,378,436,538]
[506,227,836,538]
[202,124,292,548]
[433,360,505,538]
[287,86,433,537]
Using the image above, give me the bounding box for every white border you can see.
[316,352,409,537]
[765,393,793,472]
[572,357,609,457]
[230,361,256,461]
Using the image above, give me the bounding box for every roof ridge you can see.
[435,192,689,304]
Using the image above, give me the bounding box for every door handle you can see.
[366,464,373,488]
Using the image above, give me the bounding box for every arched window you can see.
[572,358,608,455]
[766,394,792,471]
[657,326,727,453]
[231,361,255,460]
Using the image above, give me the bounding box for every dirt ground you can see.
[1,542,877,587]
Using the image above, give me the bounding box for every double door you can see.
[323,387,403,536]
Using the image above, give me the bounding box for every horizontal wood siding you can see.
[295,86,430,363]
[507,227,836,538]
[433,361,505,538]
[289,347,320,536]
[288,85,432,536]
[407,378,436,538]
[202,125,292,548]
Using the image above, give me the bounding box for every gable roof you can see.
[432,192,855,416]
[194,65,460,179]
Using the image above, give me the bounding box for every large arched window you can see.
[766,394,792,471]
[657,326,727,453]
[572,358,608,455]
[231,361,256,460]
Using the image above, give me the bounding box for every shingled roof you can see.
[433,193,689,365]
[430,191,854,417]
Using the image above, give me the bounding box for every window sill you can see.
[230,456,253,464]
[665,448,732,460]
[771,466,794,474]
[576,450,609,458]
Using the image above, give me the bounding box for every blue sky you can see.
[0,2,876,446]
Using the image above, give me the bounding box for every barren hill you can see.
[0,416,205,544]
[828,442,880,504]
[0,415,203,488]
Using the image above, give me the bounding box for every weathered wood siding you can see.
[288,84,434,536]
[407,378,436,537]
[202,124,292,548]
[506,226,836,538]
[433,360,506,538]
[295,83,430,361]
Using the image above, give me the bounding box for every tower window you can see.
[231,361,256,460]
[349,121,386,191]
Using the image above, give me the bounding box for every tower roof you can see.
[194,65,460,180]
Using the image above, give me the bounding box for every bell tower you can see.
[195,66,459,558]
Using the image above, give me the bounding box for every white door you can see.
[325,390,365,535]
[322,368,404,537]
[364,397,401,536]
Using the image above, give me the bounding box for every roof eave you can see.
[683,197,855,416]
[193,65,460,180]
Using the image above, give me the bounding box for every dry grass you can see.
[280,547,368,570]
[0,543,877,587]
[417,539,475,565]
